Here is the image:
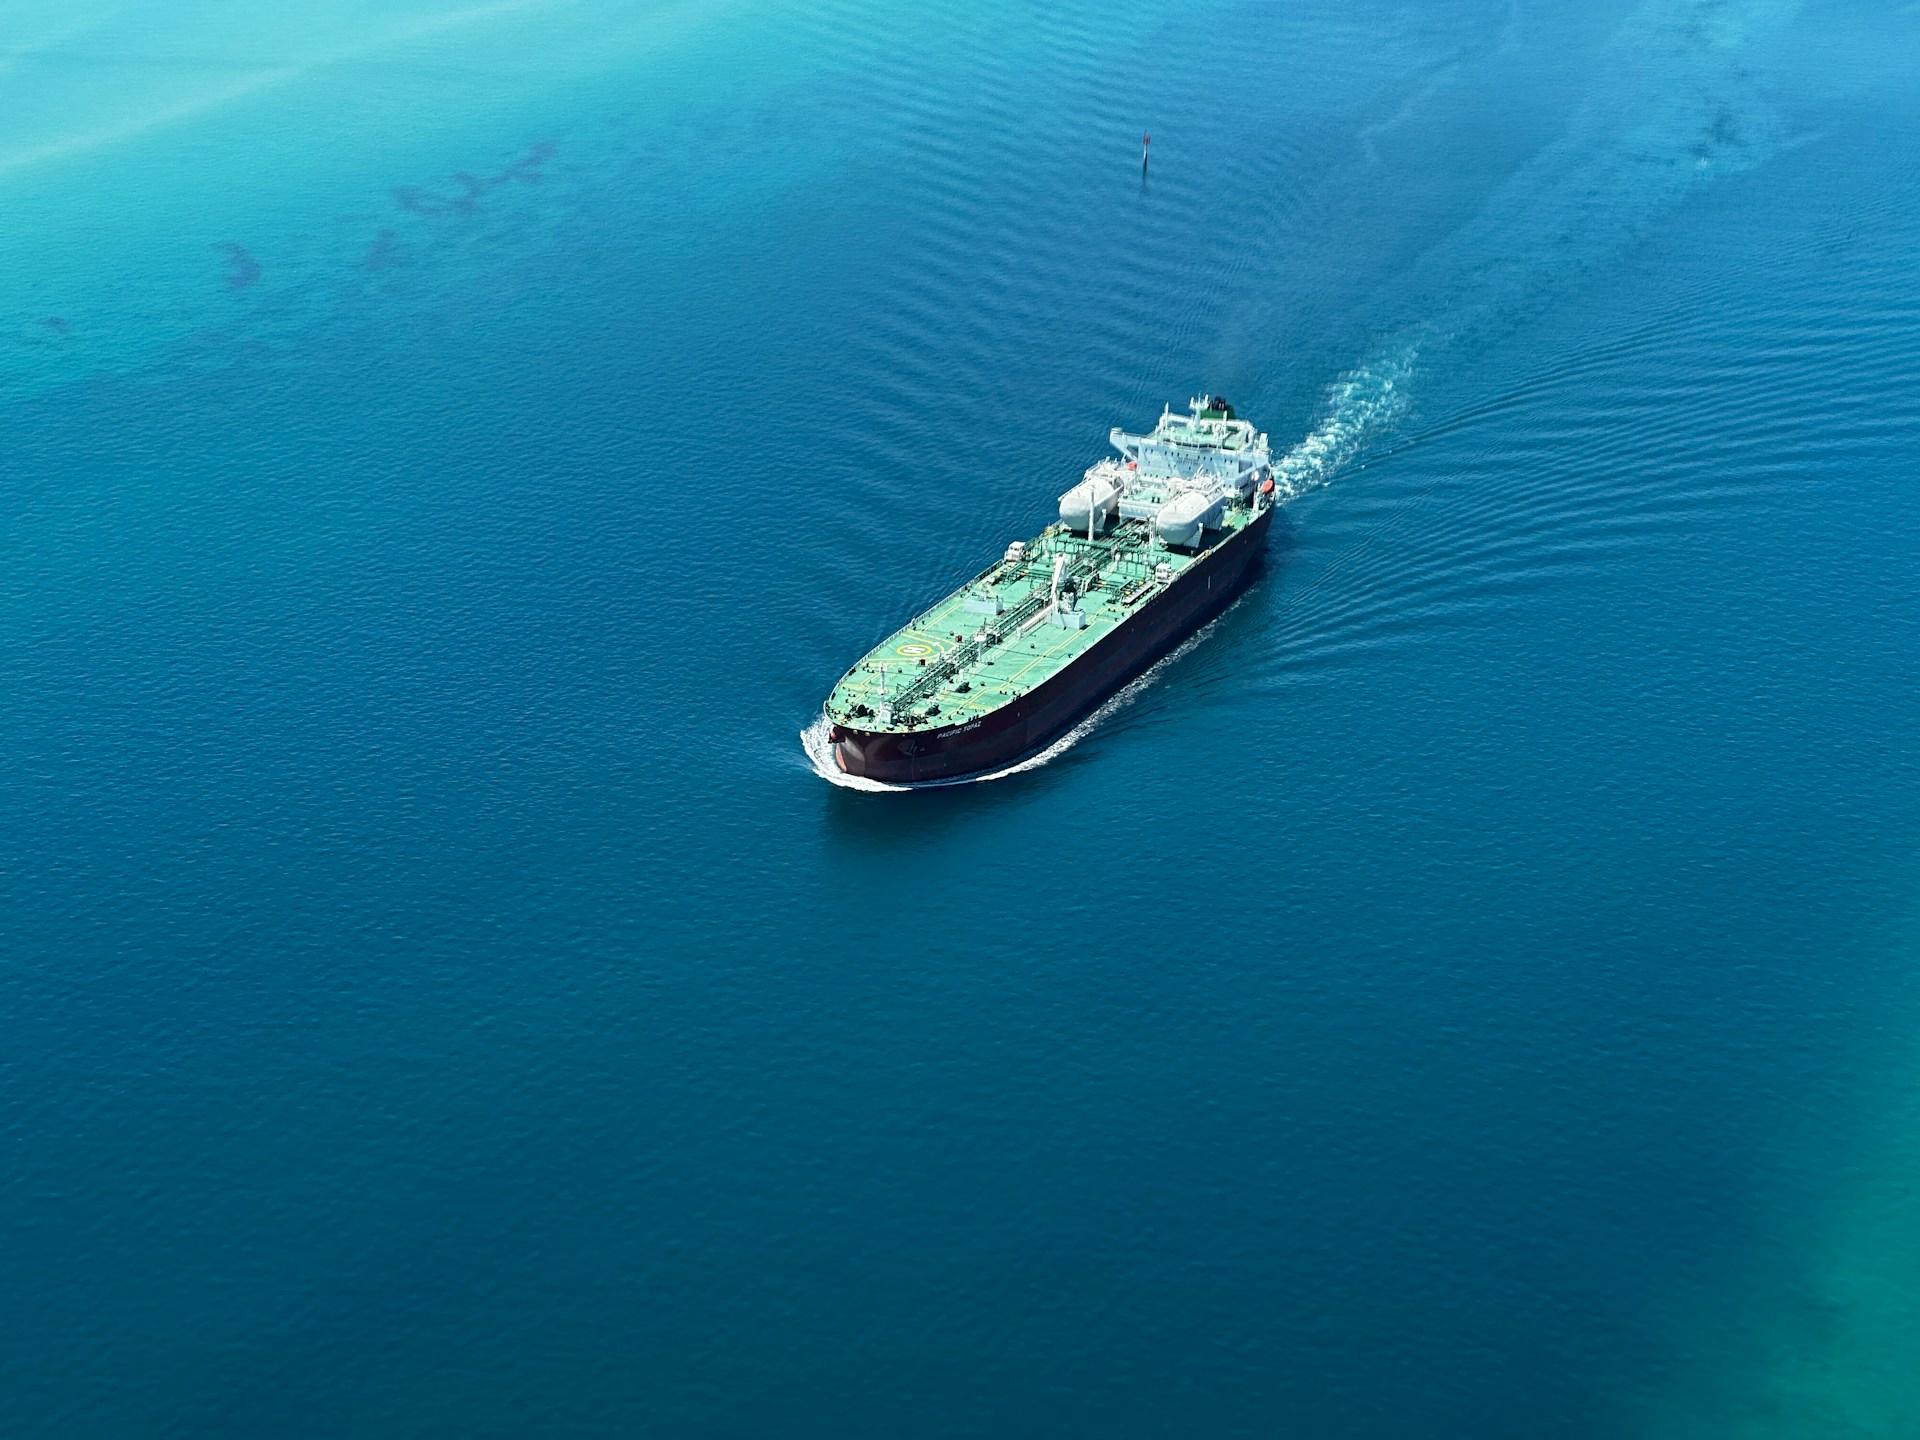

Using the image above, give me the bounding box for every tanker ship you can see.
[820,396,1275,785]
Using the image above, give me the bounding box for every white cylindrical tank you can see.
[1153,491,1223,548]
[1058,474,1120,534]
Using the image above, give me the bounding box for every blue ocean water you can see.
[4,0,1920,1433]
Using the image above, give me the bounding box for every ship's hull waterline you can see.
[831,505,1272,785]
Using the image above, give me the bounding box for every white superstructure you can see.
[1058,395,1272,548]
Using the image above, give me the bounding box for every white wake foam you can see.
[1271,346,1417,503]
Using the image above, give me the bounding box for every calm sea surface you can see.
[4,1,1920,1434]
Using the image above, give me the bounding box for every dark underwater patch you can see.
[390,141,558,217]
[363,228,404,271]
[215,243,261,290]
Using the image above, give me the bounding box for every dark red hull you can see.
[830,505,1272,784]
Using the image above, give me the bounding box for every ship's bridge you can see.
[1060,395,1275,556]
[1108,394,1271,497]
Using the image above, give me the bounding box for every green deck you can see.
[826,500,1263,734]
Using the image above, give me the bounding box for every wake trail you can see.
[1290,0,1803,488]
[1271,347,1417,504]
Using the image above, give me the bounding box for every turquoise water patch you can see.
[0,1,780,389]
